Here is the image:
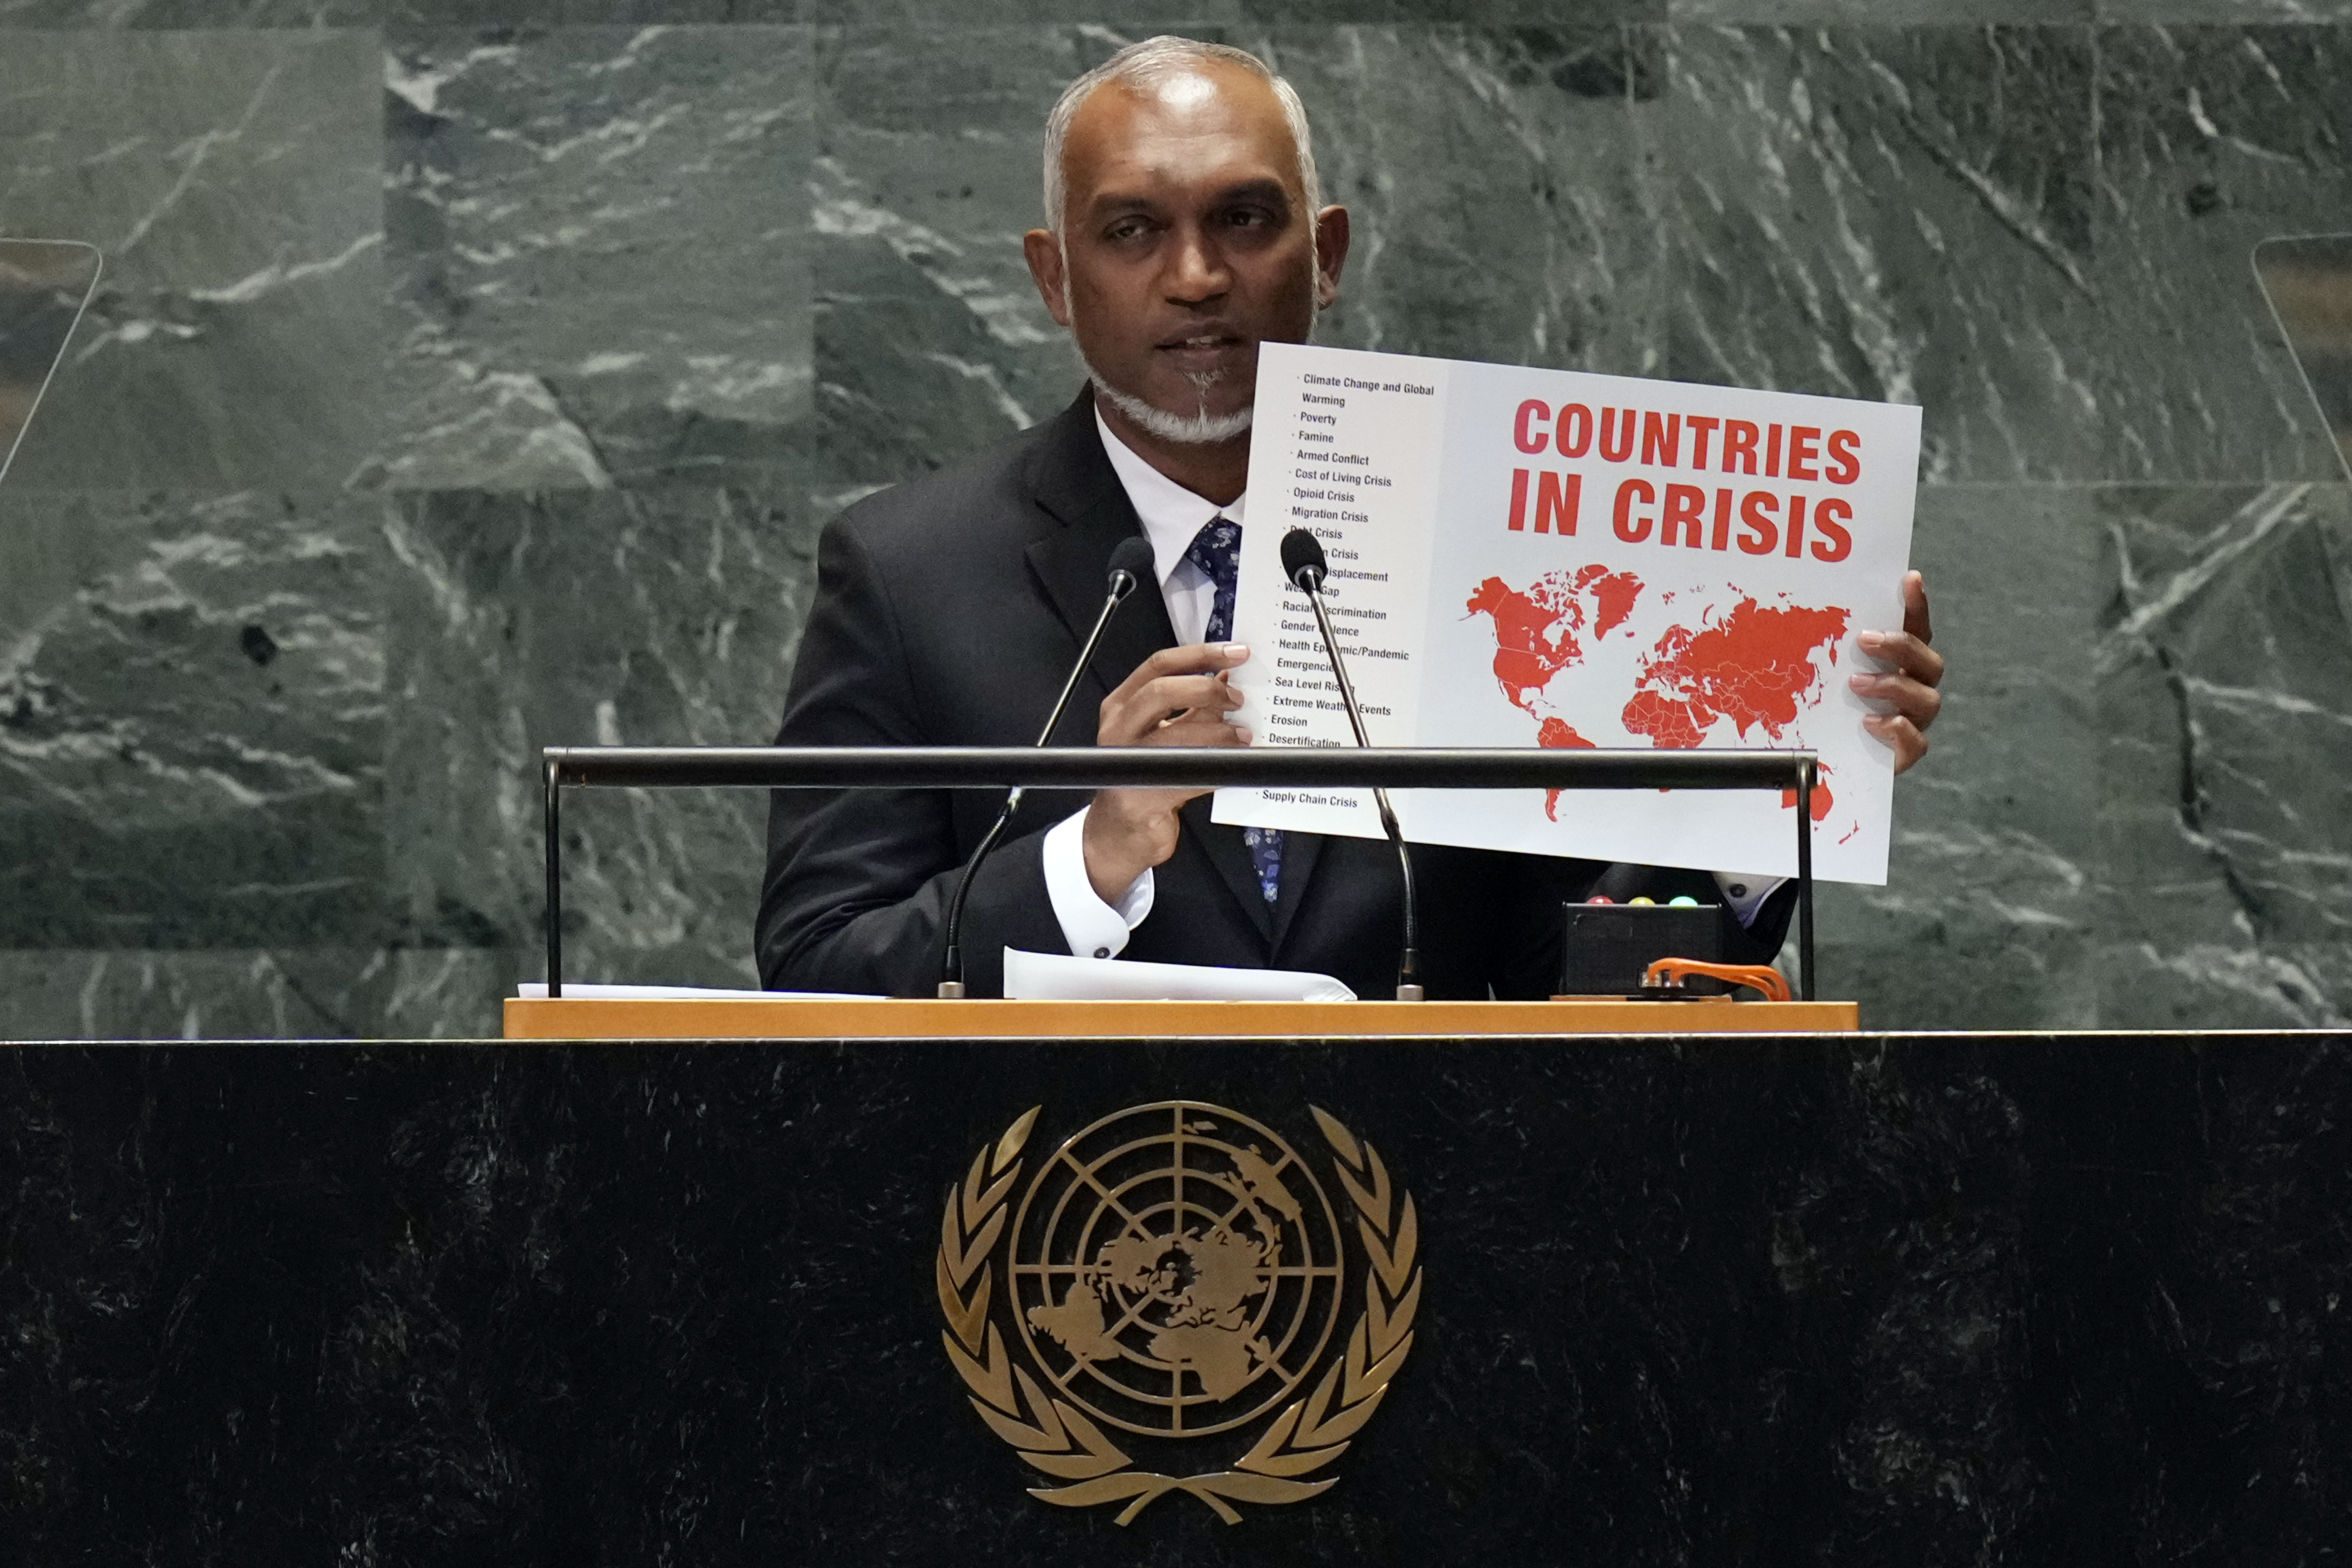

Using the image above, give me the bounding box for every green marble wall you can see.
[2,4,2346,1037]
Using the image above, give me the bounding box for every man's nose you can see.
[1164,224,1230,303]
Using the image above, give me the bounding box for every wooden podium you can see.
[502,995,1858,1039]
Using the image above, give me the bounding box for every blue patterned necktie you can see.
[1184,516,1283,905]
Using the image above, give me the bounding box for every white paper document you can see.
[1213,343,1923,884]
[1002,949,1356,1002]
[515,983,882,1000]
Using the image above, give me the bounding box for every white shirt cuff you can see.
[1043,806,1154,959]
[1711,872,1788,929]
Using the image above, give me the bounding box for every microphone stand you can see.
[937,560,1143,998]
[1283,533,1423,1001]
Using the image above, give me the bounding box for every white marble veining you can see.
[5,18,2350,1035]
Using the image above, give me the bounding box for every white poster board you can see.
[1214,343,1922,885]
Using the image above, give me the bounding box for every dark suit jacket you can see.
[756,390,1794,999]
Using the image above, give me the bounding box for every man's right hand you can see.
[1082,642,1252,904]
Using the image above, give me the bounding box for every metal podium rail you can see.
[541,746,1822,999]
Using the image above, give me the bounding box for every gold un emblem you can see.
[936,1100,1422,1523]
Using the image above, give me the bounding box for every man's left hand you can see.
[1851,569,1944,774]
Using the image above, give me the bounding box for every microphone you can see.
[1280,527,1423,1001]
[938,535,1157,997]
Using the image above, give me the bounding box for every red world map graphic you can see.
[1464,572,1849,822]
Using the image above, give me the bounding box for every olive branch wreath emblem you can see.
[936,1104,1421,1525]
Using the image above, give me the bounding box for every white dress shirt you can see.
[1042,409,1782,960]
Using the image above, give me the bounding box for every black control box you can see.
[1559,902,1725,996]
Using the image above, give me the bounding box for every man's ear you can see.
[1023,229,1072,328]
[1314,205,1351,310]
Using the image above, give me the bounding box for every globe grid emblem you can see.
[1009,1101,1345,1437]
[938,1100,1423,1522]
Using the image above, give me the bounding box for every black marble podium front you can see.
[6,1032,2347,1564]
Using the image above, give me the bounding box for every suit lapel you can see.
[1023,396,1177,720]
[1266,827,1327,951]
[1023,390,1272,943]
[1024,519,1176,728]
[1180,799,1276,941]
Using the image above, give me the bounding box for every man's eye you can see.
[1225,208,1275,230]
[1106,219,1152,242]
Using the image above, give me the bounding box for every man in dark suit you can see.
[755,38,1944,999]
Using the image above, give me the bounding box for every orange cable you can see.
[1642,957,1791,1002]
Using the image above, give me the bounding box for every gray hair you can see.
[1041,36,1323,235]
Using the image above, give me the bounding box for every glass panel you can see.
[2254,233,2352,486]
[0,239,102,486]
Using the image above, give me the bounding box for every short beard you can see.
[1087,365,1254,446]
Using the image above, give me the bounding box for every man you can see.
[755,37,1944,998]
